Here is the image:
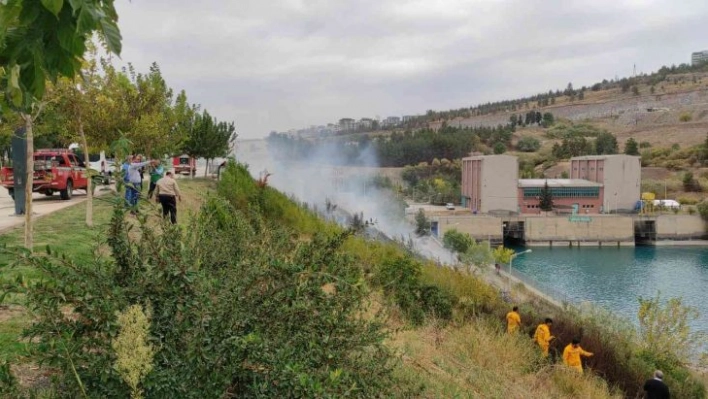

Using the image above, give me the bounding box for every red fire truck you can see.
[0,149,90,200]
[173,154,196,176]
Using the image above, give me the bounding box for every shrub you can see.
[680,112,693,122]
[442,229,474,253]
[493,142,507,154]
[1,192,398,397]
[516,136,541,152]
[377,257,453,325]
[678,196,699,205]
[697,201,708,221]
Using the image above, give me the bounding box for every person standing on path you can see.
[534,318,555,358]
[506,306,521,333]
[155,171,181,224]
[562,338,593,374]
[126,156,153,213]
[147,161,165,199]
[644,370,670,399]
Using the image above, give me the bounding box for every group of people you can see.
[121,155,182,224]
[506,307,671,398]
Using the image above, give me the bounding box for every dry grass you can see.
[391,317,622,398]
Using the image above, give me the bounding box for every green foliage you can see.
[491,246,515,265]
[595,132,619,155]
[459,240,494,267]
[679,112,693,122]
[624,138,640,156]
[182,109,237,171]
[0,0,121,109]
[414,209,431,237]
[682,171,702,192]
[516,135,541,152]
[539,181,554,211]
[377,257,454,325]
[541,112,555,127]
[493,142,506,154]
[0,192,397,397]
[112,305,155,399]
[442,229,473,253]
[638,293,707,367]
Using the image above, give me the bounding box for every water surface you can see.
[512,246,708,334]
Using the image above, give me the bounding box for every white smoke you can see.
[235,137,458,265]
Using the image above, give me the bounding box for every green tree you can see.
[442,229,473,253]
[516,136,541,152]
[539,181,553,211]
[624,138,640,155]
[0,0,122,249]
[595,132,618,155]
[638,292,705,365]
[492,245,515,265]
[631,85,640,96]
[414,208,430,236]
[541,112,555,127]
[493,142,506,154]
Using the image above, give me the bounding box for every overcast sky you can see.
[114,0,708,139]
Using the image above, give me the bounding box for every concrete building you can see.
[518,179,603,214]
[692,50,708,66]
[569,155,641,212]
[461,155,518,214]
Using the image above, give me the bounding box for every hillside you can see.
[1,166,704,398]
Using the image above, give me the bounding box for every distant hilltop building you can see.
[692,50,708,66]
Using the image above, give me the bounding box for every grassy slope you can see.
[0,179,215,362]
[0,176,667,397]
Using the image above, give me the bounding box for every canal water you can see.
[511,246,708,334]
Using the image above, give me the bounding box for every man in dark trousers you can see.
[154,171,181,224]
[643,370,670,399]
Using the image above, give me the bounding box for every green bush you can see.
[442,229,474,253]
[0,180,398,398]
[516,136,541,152]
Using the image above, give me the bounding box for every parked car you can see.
[446,203,455,210]
[0,149,91,200]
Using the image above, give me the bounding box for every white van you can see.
[652,199,680,209]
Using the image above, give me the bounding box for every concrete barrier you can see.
[524,215,634,245]
[655,214,708,240]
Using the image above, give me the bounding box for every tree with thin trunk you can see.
[0,0,122,249]
[539,181,554,212]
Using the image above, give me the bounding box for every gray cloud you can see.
[114,0,708,138]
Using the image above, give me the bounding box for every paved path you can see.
[0,184,115,234]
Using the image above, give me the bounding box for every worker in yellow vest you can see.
[506,306,521,333]
[563,338,593,373]
[533,318,555,357]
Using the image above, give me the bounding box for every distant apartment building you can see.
[401,115,417,123]
[570,155,641,212]
[692,50,708,66]
[358,118,374,130]
[461,155,519,213]
[339,118,356,131]
[382,116,401,127]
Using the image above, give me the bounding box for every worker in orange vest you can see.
[533,318,555,357]
[562,338,593,373]
[506,306,521,333]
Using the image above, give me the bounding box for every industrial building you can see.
[461,154,641,215]
[692,50,708,66]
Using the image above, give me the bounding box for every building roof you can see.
[570,154,639,161]
[462,154,517,161]
[518,179,603,188]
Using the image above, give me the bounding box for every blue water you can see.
[512,246,708,334]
